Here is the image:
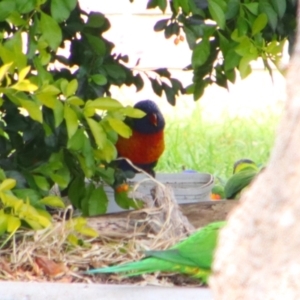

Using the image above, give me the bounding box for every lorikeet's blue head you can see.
[132,100,165,134]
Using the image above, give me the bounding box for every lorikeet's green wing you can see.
[86,221,226,282]
[224,169,258,199]
[225,158,259,199]
[146,221,226,269]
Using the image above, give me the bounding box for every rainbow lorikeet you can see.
[116,100,165,177]
[86,221,226,283]
[225,158,260,199]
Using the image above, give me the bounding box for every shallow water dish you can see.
[105,172,214,213]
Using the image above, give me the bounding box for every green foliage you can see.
[0,175,65,246]
[150,0,296,100]
[66,216,99,247]
[0,0,152,219]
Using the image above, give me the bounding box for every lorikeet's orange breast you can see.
[116,130,164,165]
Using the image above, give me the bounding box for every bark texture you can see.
[210,4,300,299]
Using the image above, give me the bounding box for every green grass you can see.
[156,107,281,181]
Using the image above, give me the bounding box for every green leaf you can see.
[40,49,51,65]
[159,0,167,11]
[80,183,95,215]
[68,176,85,209]
[0,1,15,22]
[162,82,176,105]
[66,79,78,97]
[120,106,146,118]
[36,93,58,109]
[11,80,38,92]
[97,167,115,186]
[218,32,230,53]
[259,1,277,31]
[193,80,207,100]
[0,213,8,236]
[179,0,190,14]
[235,37,252,56]
[79,139,95,178]
[33,175,50,191]
[225,0,239,19]
[19,99,43,123]
[85,97,123,111]
[164,23,180,38]
[39,196,65,208]
[104,64,126,80]
[67,96,85,106]
[13,189,41,207]
[225,68,236,83]
[114,189,143,210]
[94,139,117,163]
[86,118,107,149]
[85,34,106,56]
[192,38,210,68]
[0,62,13,82]
[74,224,98,237]
[70,217,98,237]
[0,169,6,181]
[64,105,78,138]
[8,11,26,27]
[108,118,132,138]
[208,0,226,29]
[40,12,62,50]
[154,19,169,32]
[239,54,257,79]
[53,99,64,127]
[59,78,69,95]
[67,127,85,151]
[151,0,167,11]
[87,186,108,216]
[50,171,70,189]
[252,13,268,36]
[5,29,23,54]
[271,0,286,19]
[18,66,31,81]
[90,74,107,86]
[51,0,77,23]
[15,0,35,14]
[183,26,197,49]
[6,215,21,233]
[243,3,259,15]
[224,48,241,71]
[67,233,79,246]
[0,179,16,191]
[237,17,248,36]
[86,12,105,28]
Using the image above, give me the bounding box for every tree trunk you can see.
[210,2,300,299]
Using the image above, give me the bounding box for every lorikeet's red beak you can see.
[149,113,158,126]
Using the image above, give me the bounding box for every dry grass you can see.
[0,176,198,285]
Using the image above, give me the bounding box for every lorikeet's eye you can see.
[149,113,157,126]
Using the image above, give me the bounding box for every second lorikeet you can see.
[116,100,165,177]
[225,158,260,199]
[86,221,226,283]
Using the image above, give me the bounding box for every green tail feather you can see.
[87,257,182,276]
[86,257,211,282]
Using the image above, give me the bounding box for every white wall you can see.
[78,0,286,120]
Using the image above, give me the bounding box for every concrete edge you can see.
[0,281,213,300]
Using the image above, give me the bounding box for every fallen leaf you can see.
[35,256,66,277]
